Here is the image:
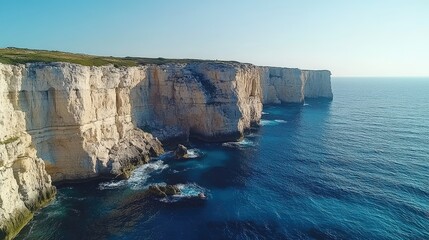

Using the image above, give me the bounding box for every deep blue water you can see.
[17,78,429,240]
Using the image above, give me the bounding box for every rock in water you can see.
[148,185,168,198]
[198,193,207,199]
[147,184,180,198]
[175,144,188,159]
[165,185,180,195]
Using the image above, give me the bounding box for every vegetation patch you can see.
[0,47,138,66]
[0,47,241,66]
[0,208,33,240]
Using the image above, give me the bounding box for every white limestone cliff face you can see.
[261,67,304,103]
[0,61,332,238]
[302,70,333,99]
[0,64,56,239]
[261,67,332,104]
[0,62,164,238]
[2,63,164,182]
[134,63,262,141]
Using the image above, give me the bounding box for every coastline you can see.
[0,48,332,239]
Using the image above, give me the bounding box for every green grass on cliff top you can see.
[0,47,239,67]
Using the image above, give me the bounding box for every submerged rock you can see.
[174,144,188,159]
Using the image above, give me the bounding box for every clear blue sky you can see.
[1,0,428,76]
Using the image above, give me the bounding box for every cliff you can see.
[0,63,164,239]
[261,67,332,104]
[0,52,332,239]
[139,63,263,141]
[0,64,56,239]
[132,64,332,141]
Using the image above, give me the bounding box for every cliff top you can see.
[0,47,240,67]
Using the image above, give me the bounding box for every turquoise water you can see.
[17,78,429,239]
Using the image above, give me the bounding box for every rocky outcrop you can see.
[147,184,180,198]
[108,129,163,179]
[0,60,331,238]
[174,144,188,159]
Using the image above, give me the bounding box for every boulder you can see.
[174,144,188,158]
[164,185,180,195]
[147,184,180,198]
[198,193,207,199]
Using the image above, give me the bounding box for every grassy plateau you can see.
[0,47,238,67]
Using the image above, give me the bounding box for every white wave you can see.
[222,142,237,148]
[186,148,203,159]
[260,119,287,126]
[159,183,208,203]
[246,133,260,137]
[260,120,275,126]
[127,160,169,190]
[176,183,206,197]
[262,111,269,115]
[303,103,310,106]
[154,151,175,160]
[222,138,255,148]
[98,160,168,190]
[98,180,127,190]
[274,119,287,123]
[239,138,255,146]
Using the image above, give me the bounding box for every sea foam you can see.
[98,160,168,190]
[260,119,287,126]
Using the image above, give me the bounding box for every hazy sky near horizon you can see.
[0,0,428,76]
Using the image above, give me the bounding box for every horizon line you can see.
[332,76,429,78]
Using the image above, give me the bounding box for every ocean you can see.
[17,78,429,240]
